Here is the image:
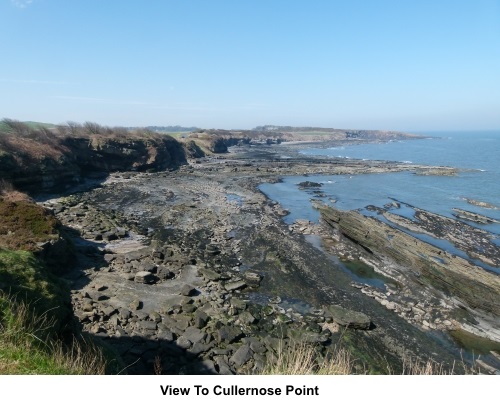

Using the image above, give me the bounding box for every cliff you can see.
[0,121,188,192]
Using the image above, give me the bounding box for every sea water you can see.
[259,130,500,269]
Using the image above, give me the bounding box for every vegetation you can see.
[0,291,106,374]
[0,118,178,168]
[258,339,469,375]
[259,341,355,375]
[0,191,59,251]
[0,248,113,374]
[0,185,110,374]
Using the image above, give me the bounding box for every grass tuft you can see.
[0,292,106,374]
[259,340,356,375]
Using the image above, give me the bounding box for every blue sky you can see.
[1,0,499,130]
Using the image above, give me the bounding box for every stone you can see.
[182,326,206,345]
[102,306,116,318]
[157,329,175,341]
[288,329,329,344]
[217,325,244,344]
[194,309,209,329]
[103,231,118,241]
[230,344,253,368]
[230,297,247,311]
[385,301,396,311]
[326,305,371,330]
[181,304,197,313]
[103,254,115,263]
[214,357,234,375]
[180,284,196,297]
[134,271,155,284]
[189,342,214,356]
[82,300,94,312]
[244,272,262,286]
[224,280,247,291]
[149,311,162,323]
[141,262,158,273]
[238,311,256,325]
[138,320,157,331]
[200,268,221,281]
[206,244,221,255]
[157,265,174,280]
[411,306,426,316]
[129,299,142,311]
[176,336,192,349]
[119,308,132,320]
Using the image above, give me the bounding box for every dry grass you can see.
[257,338,477,375]
[260,340,356,375]
[401,356,453,375]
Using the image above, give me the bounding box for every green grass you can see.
[0,292,106,374]
[0,120,54,132]
[0,249,112,374]
[0,249,71,330]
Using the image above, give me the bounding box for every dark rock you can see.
[298,181,322,189]
[182,326,207,345]
[214,357,234,375]
[230,344,253,368]
[217,325,244,344]
[180,284,196,296]
[103,231,118,241]
[206,244,221,255]
[189,342,214,356]
[193,309,209,328]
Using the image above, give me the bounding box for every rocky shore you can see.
[31,140,500,374]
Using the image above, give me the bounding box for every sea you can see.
[259,130,500,273]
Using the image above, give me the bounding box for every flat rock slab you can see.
[326,305,371,330]
[224,280,247,291]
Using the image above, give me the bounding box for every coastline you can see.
[33,140,499,374]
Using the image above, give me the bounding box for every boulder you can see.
[224,280,247,292]
[325,305,371,330]
[217,325,244,344]
[230,344,253,368]
[134,271,155,284]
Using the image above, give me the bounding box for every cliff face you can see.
[0,133,187,192]
[62,135,186,173]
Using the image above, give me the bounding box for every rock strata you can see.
[320,204,500,343]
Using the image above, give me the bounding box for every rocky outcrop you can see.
[320,206,500,317]
[0,134,187,192]
[63,135,186,174]
[452,208,500,225]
